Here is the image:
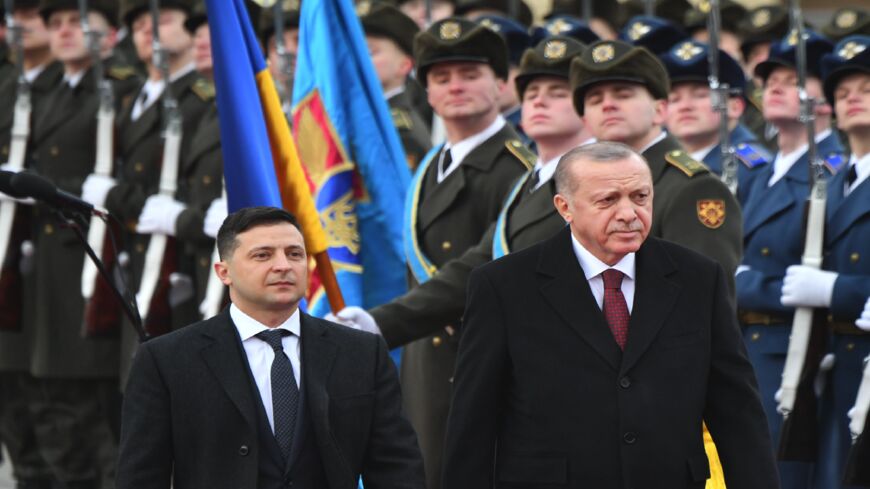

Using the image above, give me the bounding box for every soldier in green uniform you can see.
[359,2,431,170]
[80,0,212,385]
[570,39,742,282]
[333,17,533,489]
[259,0,299,114]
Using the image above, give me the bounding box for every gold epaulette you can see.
[505,139,535,170]
[665,149,709,178]
[107,65,138,80]
[391,107,413,130]
[191,78,216,101]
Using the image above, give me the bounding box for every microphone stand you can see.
[49,208,148,342]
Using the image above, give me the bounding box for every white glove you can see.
[781,265,838,308]
[0,164,33,204]
[325,306,381,335]
[81,174,116,208]
[203,197,228,238]
[857,297,870,331]
[735,265,751,276]
[136,194,186,236]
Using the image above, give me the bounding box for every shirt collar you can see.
[444,114,506,168]
[850,152,870,187]
[24,64,47,84]
[570,232,636,282]
[690,142,717,163]
[384,85,405,101]
[169,62,196,83]
[64,69,86,88]
[638,130,667,154]
[230,303,301,342]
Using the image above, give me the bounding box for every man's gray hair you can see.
[554,142,647,196]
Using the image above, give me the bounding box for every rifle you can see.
[135,0,183,337]
[0,0,31,332]
[272,2,295,119]
[705,0,738,195]
[77,0,123,336]
[776,3,830,461]
[199,187,227,319]
[844,354,870,485]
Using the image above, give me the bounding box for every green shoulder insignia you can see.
[192,79,216,101]
[749,86,763,112]
[391,107,413,131]
[665,149,708,177]
[107,65,138,80]
[504,139,535,170]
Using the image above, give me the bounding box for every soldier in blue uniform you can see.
[661,39,772,205]
[735,29,840,489]
[782,34,870,489]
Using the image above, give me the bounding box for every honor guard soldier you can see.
[333,17,533,489]
[823,8,870,42]
[359,2,431,170]
[80,0,212,384]
[736,28,838,489]
[570,39,742,280]
[661,39,772,205]
[259,0,299,114]
[475,14,532,145]
[784,34,870,489]
[683,0,747,66]
[618,14,687,55]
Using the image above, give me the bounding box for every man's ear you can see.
[214,261,231,286]
[554,194,572,223]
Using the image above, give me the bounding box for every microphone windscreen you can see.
[0,171,28,199]
[10,172,58,205]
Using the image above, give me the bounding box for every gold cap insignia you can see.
[698,0,711,14]
[839,41,867,60]
[592,43,615,63]
[787,29,799,46]
[628,22,651,41]
[752,9,770,28]
[479,18,500,32]
[697,199,726,229]
[355,1,371,16]
[547,18,571,35]
[544,40,567,59]
[675,42,703,61]
[439,21,461,40]
[836,9,857,29]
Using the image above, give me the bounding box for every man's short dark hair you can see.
[216,206,301,260]
[554,142,646,196]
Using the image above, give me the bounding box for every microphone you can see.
[10,172,106,217]
[0,170,28,199]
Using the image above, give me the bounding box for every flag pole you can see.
[314,252,346,312]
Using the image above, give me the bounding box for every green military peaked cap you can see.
[570,39,669,115]
[183,1,207,33]
[259,0,301,46]
[358,1,419,57]
[122,0,194,29]
[515,35,586,98]
[39,0,118,26]
[823,7,870,41]
[414,16,508,86]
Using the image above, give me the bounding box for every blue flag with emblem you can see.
[292,0,411,318]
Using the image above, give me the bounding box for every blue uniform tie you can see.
[257,329,299,460]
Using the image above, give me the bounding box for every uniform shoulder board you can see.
[665,149,708,177]
[734,142,771,169]
[824,152,847,173]
[504,139,535,170]
[390,107,413,130]
[748,87,763,112]
[107,65,138,80]
[192,78,216,101]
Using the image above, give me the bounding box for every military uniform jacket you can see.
[388,90,430,171]
[702,123,772,206]
[643,134,743,284]
[736,133,843,322]
[19,66,143,378]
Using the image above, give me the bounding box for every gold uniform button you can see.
[760,247,770,256]
[199,257,209,267]
[750,332,760,341]
[441,241,451,251]
[202,175,212,185]
[850,252,860,263]
[135,243,145,253]
[846,343,855,351]
[44,224,54,235]
[432,336,442,347]
[134,162,144,173]
[50,146,59,156]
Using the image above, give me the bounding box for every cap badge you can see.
[355,1,371,16]
[479,18,500,32]
[839,41,866,60]
[628,22,651,41]
[547,18,571,35]
[698,0,711,14]
[752,9,770,28]
[675,42,703,61]
[544,40,568,59]
[592,43,615,63]
[787,29,799,47]
[836,10,857,29]
[439,21,461,40]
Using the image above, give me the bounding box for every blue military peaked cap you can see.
[530,15,600,46]
[754,29,834,82]
[618,15,688,55]
[475,14,533,66]
[821,35,870,104]
[660,39,747,93]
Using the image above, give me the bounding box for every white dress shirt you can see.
[230,304,302,432]
[638,130,667,154]
[570,234,636,313]
[438,115,506,182]
[846,152,870,195]
[531,137,597,191]
[768,129,832,187]
[689,142,717,163]
[24,64,46,84]
[64,70,86,89]
[130,62,197,121]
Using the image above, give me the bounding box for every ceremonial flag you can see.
[293,0,411,315]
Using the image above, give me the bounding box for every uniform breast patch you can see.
[697,199,726,229]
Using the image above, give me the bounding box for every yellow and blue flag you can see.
[293,0,411,315]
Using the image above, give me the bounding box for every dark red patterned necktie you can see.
[602,269,629,350]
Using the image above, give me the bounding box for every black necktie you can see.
[137,89,149,109]
[438,148,453,179]
[528,169,541,193]
[846,164,858,188]
[256,329,299,460]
